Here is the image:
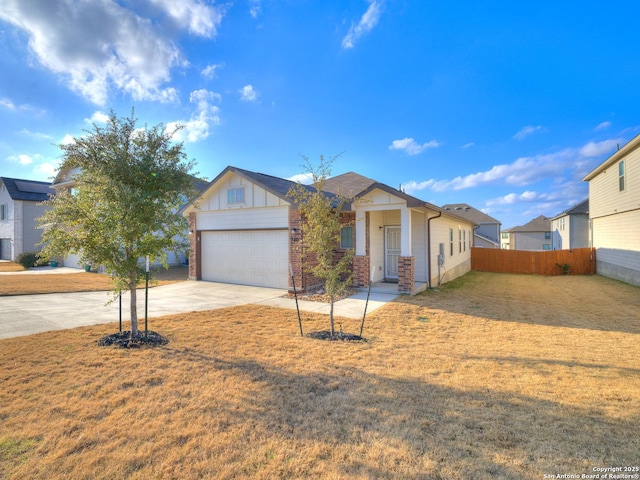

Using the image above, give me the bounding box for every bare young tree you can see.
[288,154,354,338]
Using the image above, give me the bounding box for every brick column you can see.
[289,210,304,292]
[353,255,370,288]
[398,256,414,293]
[188,212,199,280]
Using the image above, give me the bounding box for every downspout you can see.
[426,211,442,289]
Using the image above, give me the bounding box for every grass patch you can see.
[0,265,188,295]
[0,273,639,479]
[0,436,41,475]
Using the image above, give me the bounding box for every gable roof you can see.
[1,177,54,202]
[551,198,588,220]
[506,215,551,233]
[583,132,640,181]
[324,172,474,225]
[441,203,501,225]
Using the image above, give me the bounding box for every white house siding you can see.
[591,211,640,286]
[587,141,640,286]
[193,172,291,288]
[22,201,48,255]
[0,185,14,259]
[430,216,472,286]
[571,215,589,249]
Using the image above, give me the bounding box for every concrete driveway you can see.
[0,280,398,339]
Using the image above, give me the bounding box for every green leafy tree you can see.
[38,110,198,338]
[288,155,354,338]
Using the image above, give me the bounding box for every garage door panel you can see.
[201,230,289,288]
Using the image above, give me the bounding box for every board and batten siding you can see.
[194,172,290,230]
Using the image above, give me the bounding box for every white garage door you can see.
[201,230,289,289]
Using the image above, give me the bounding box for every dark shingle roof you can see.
[323,172,377,197]
[508,215,551,233]
[551,199,588,220]
[441,203,501,225]
[1,177,54,202]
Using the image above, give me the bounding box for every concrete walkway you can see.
[0,280,398,339]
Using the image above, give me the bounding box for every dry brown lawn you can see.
[0,263,188,295]
[1,272,639,479]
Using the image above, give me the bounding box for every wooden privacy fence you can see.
[471,247,596,275]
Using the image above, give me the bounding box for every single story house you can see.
[441,203,501,248]
[501,215,552,251]
[550,198,589,250]
[0,177,54,261]
[182,166,476,293]
[583,133,640,286]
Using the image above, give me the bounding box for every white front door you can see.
[385,226,401,279]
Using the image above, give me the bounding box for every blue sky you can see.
[1,0,638,228]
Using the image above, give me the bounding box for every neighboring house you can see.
[583,133,640,286]
[51,166,207,268]
[550,199,589,250]
[441,203,501,248]
[182,166,476,294]
[0,177,54,261]
[501,215,552,251]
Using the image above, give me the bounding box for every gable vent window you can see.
[619,160,625,192]
[227,187,245,204]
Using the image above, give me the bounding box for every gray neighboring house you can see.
[550,199,589,250]
[442,203,501,248]
[0,177,54,261]
[501,215,552,251]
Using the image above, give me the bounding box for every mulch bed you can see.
[97,330,169,348]
[306,331,363,341]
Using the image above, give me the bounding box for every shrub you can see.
[16,252,40,269]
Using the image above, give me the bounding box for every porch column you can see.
[188,212,199,280]
[400,207,412,256]
[398,256,415,293]
[353,255,370,288]
[355,208,366,256]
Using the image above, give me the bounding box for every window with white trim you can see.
[449,228,454,256]
[619,160,625,191]
[340,226,353,249]
[227,187,245,204]
[0,204,7,221]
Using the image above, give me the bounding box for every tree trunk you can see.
[129,278,138,338]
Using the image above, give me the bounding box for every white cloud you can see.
[460,142,475,149]
[389,137,439,156]
[201,63,224,79]
[249,0,262,18]
[486,191,545,206]
[595,121,612,131]
[33,161,58,179]
[579,139,619,157]
[84,111,110,124]
[239,84,258,102]
[513,125,543,140]
[287,173,313,185]
[147,0,224,37]
[403,137,622,196]
[9,154,34,165]
[19,129,52,140]
[166,89,221,143]
[60,134,76,145]
[342,0,383,49]
[0,0,226,105]
[0,97,16,110]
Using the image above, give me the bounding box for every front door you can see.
[385,226,401,280]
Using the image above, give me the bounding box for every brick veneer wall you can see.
[398,256,414,293]
[353,255,370,287]
[288,209,355,293]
